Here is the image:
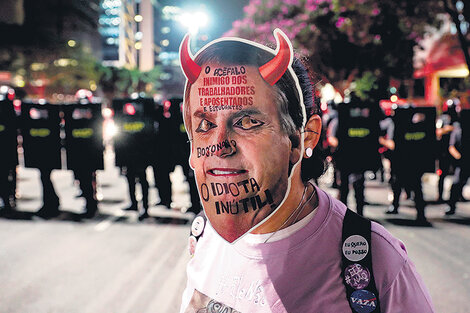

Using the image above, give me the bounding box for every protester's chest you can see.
[188,235,351,312]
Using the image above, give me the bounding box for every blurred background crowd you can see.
[1,1,470,312]
[0,0,470,223]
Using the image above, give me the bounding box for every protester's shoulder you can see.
[370,220,418,300]
[370,224,434,310]
[371,222,408,260]
[323,189,407,261]
[323,189,347,222]
[323,189,409,287]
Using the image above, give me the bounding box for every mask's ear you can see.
[303,114,322,158]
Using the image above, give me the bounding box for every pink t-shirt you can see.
[181,186,435,313]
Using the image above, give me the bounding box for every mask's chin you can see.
[205,201,255,243]
[204,183,288,243]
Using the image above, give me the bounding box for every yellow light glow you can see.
[15,77,25,88]
[31,63,47,71]
[134,41,142,50]
[134,14,143,22]
[68,40,76,47]
[437,66,469,78]
[90,81,97,91]
[161,39,169,47]
[390,95,398,102]
[54,58,72,67]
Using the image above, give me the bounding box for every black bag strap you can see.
[341,209,381,313]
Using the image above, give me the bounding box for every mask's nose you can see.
[214,127,236,158]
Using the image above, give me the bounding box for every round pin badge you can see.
[188,235,197,256]
[342,235,369,262]
[350,290,377,313]
[344,263,371,290]
[191,216,205,237]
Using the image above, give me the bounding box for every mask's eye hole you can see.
[195,119,217,133]
[234,115,264,130]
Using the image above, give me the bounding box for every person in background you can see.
[384,105,430,225]
[435,100,458,203]
[152,100,174,210]
[445,115,469,215]
[0,91,18,215]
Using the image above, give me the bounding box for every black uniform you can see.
[169,98,201,214]
[379,116,395,184]
[151,101,174,209]
[323,101,340,188]
[113,98,154,219]
[387,107,437,223]
[436,108,458,202]
[21,101,62,217]
[0,97,18,213]
[446,110,470,214]
[330,99,382,216]
[63,100,104,218]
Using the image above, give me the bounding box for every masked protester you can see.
[179,29,434,313]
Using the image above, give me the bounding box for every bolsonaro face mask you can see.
[180,29,306,243]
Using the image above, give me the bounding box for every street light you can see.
[179,11,209,36]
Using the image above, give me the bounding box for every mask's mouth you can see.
[207,168,248,176]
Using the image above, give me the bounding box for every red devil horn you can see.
[259,29,293,86]
[179,34,201,83]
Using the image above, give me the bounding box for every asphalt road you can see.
[1,157,469,313]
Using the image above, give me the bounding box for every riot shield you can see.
[336,101,381,172]
[112,98,156,168]
[20,101,61,169]
[0,97,18,169]
[393,107,437,173]
[168,97,189,167]
[152,100,174,167]
[63,101,104,171]
[460,109,470,171]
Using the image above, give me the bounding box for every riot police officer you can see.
[169,97,201,214]
[151,100,174,209]
[63,95,103,218]
[436,101,458,202]
[385,106,436,224]
[0,90,18,215]
[113,98,153,220]
[327,95,382,216]
[21,100,62,218]
[323,100,340,188]
[445,109,470,215]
